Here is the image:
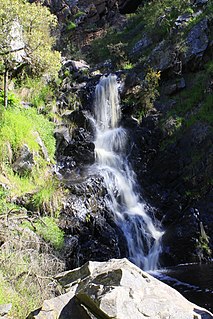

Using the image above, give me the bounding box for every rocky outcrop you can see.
[12,144,34,176]
[125,108,213,265]
[29,258,213,319]
[58,176,127,270]
[31,0,143,20]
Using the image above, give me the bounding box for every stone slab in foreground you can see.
[28,258,213,319]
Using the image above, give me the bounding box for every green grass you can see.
[17,77,57,116]
[23,216,64,250]
[165,63,213,127]
[0,93,58,214]
[34,216,64,250]
[0,105,55,162]
[0,224,64,318]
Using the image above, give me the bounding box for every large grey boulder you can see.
[29,258,213,319]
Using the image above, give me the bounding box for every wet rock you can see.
[63,110,95,134]
[30,258,213,319]
[161,209,201,265]
[63,138,95,166]
[59,176,127,269]
[12,144,34,176]
[55,109,96,169]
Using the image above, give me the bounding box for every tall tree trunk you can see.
[3,66,8,108]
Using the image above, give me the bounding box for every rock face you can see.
[58,176,127,270]
[12,144,34,176]
[29,258,213,319]
[125,111,213,265]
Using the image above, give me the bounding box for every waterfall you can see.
[93,74,163,271]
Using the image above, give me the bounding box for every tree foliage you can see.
[0,0,61,79]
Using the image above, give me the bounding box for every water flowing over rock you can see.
[29,258,213,319]
[93,74,163,270]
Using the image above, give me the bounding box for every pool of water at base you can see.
[150,263,213,312]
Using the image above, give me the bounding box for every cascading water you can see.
[93,74,163,271]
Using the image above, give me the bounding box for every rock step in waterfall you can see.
[93,74,163,271]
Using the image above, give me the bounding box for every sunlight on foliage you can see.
[0,105,55,161]
[0,0,61,78]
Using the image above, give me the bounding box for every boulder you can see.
[175,12,193,29]
[29,258,213,319]
[0,304,12,317]
[148,40,176,72]
[184,18,209,65]
[12,144,34,176]
[54,126,71,157]
[70,60,90,72]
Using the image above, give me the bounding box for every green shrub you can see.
[0,91,21,108]
[18,77,56,115]
[123,67,161,122]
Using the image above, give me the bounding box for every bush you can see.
[0,91,20,108]
[18,77,56,115]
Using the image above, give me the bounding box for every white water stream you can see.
[93,74,163,271]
